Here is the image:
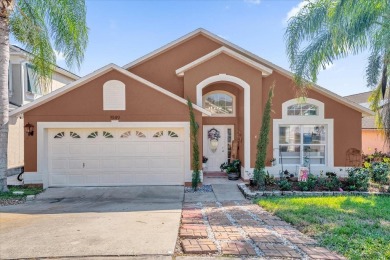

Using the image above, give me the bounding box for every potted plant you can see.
[202,156,208,170]
[220,159,241,180]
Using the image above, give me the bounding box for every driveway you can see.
[0,186,183,259]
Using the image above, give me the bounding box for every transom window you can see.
[203,91,235,116]
[279,125,326,165]
[287,103,318,116]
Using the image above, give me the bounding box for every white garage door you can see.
[48,128,185,186]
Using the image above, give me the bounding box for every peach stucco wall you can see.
[24,70,201,172]
[362,129,389,154]
[24,32,363,172]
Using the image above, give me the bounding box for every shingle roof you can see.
[345,91,377,129]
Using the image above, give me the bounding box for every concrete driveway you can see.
[0,186,184,259]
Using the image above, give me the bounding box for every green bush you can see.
[297,173,317,191]
[265,171,276,186]
[371,162,390,185]
[323,172,341,191]
[346,168,370,191]
[278,179,292,191]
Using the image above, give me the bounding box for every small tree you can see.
[187,99,201,190]
[254,86,274,190]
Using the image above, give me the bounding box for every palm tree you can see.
[285,0,389,141]
[0,0,88,191]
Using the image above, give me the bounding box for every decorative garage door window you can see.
[153,131,164,138]
[136,131,146,138]
[168,131,179,138]
[87,131,98,138]
[103,131,114,138]
[70,132,81,138]
[120,131,131,138]
[54,132,65,139]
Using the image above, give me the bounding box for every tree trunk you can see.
[0,12,10,192]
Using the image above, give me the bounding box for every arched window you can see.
[287,103,318,116]
[103,80,125,110]
[203,91,235,116]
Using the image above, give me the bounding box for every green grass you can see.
[256,196,390,260]
[0,186,43,200]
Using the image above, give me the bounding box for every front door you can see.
[203,125,234,171]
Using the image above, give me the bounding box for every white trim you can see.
[37,121,190,188]
[202,90,236,117]
[282,98,325,118]
[122,28,372,116]
[9,64,211,118]
[176,46,272,77]
[23,172,43,184]
[196,74,251,170]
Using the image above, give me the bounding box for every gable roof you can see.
[10,45,80,80]
[9,63,211,117]
[176,46,273,77]
[123,28,373,117]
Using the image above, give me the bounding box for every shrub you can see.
[265,171,276,186]
[254,86,274,190]
[371,162,390,185]
[278,179,292,191]
[324,172,341,191]
[298,173,317,191]
[346,167,370,191]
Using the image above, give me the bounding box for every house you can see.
[7,45,79,175]
[345,91,389,154]
[9,29,373,188]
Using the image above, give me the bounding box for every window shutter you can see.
[103,80,126,110]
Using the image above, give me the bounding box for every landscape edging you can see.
[237,183,390,199]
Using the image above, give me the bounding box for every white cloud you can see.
[54,50,65,61]
[284,1,310,24]
[244,0,261,5]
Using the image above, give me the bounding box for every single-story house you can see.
[345,91,390,154]
[10,28,373,188]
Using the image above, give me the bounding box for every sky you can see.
[16,0,372,97]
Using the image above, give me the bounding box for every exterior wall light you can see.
[24,122,34,136]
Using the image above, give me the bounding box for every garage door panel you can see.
[52,144,69,155]
[100,144,116,155]
[84,144,100,155]
[69,160,84,170]
[49,128,185,187]
[68,175,85,185]
[51,159,69,171]
[50,175,68,186]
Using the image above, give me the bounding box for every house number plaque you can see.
[110,115,120,120]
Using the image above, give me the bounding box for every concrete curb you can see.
[237,183,390,199]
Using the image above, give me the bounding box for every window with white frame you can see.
[279,125,326,165]
[203,91,235,116]
[274,98,333,167]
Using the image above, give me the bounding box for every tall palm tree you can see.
[285,0,389,142]
[0,0,88,191]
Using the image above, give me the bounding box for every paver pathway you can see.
[176,200,345,259]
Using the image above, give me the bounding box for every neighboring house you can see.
[7,45,79,174]
[9,29,372,188]
[345,91,389,154]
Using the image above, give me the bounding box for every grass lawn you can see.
[256,196,390,260]
[0,186,43,200]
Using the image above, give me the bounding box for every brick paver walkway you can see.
[176,200,346,259]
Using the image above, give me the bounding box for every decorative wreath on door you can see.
[208,128,221,153]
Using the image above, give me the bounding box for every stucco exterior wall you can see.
[7,116,24,169]
[362,129,389,154]
[23,70,199,172]
[262,71,362,167]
